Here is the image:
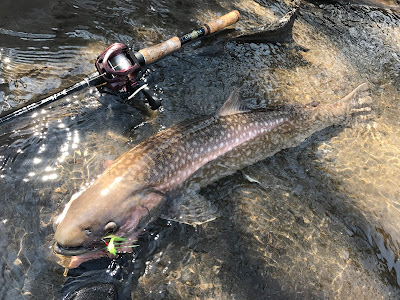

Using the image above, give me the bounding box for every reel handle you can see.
[141,85,162,110]
[135,10,240,66]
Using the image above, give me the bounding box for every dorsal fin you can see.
[218,89,249,117]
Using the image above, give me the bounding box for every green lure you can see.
[103,235,138,256]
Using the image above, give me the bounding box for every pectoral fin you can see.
[160,192,220,226]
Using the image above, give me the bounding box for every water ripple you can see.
[0,28,56,41]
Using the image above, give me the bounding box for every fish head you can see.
[53,182,165,257]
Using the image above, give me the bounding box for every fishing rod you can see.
[0,10,240,125]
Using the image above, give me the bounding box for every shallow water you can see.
[0,0,400,299]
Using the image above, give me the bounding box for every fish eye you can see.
[84,229,92,236]
[104,222,118,234]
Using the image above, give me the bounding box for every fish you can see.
[53,83,372,267]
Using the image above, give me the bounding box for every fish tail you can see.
[311,83,373,127]
[341,83,373,120]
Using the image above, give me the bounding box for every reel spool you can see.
[95,43,161,109]
[95,43,140,91]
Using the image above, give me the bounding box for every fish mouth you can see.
[53,231,139,257]
[53,242,101,256]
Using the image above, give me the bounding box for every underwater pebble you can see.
[342,250,350,261]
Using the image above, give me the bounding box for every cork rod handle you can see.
[136,10,240,65]
[138,37,181,66]
[202,10,240,35]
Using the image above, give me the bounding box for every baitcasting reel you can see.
[95,43,162,110]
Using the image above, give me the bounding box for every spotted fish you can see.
[53,83,372,267]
